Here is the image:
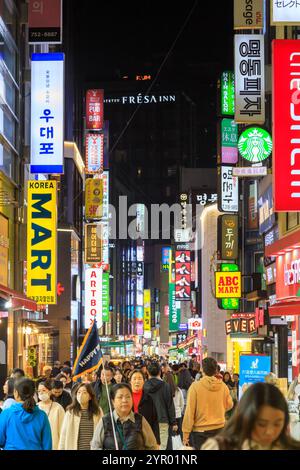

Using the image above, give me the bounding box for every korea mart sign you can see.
[27,181,57,304]
[273,40,300,211]
[215,271,241,298]
[30,53,64,174]
[234,0,264,29]
[238,127,272,163]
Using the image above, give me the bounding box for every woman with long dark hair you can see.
[0,377,52,450]
[58,382,102,450]
[1,378,16,410]
[202,382,300,450]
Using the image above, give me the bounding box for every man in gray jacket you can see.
[144,362,177,450]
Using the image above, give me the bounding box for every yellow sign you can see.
[27,181,57,305]
[0,214,9,286]
[215,271,241,299]
[85,178,103,220]
[144,289,151,331]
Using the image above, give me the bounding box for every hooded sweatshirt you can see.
[0,402,52,450]
[143,378,176,425]
[182,376,233,437]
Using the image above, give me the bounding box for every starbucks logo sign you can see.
[238,127,272,163]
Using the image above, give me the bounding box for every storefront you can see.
[265,227,300,379]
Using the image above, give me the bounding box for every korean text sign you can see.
[86,90,104,130]
[218,214,239,260]
[27,181,57,304]
[273,40,300,211]
[234,35,265,124]
[85,134,104,174]
[144,289,151,331]
[218,166,239,212]
[85,178,103,220]
[30,53,64,174]
[239,355,271,398]
[215,272,241,298]
[29,0,62,44]
[85,268,103,329]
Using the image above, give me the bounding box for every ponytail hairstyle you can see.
[15,378,36,413]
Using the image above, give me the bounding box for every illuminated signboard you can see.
[258,186,275,235]
[100,171,109,220]
[234,0,264,29]
[85,224,102,264]
[28,0,62,44]
[221,71,235,116]
[144,289,151,331]
[218,166,239,213]
[233,166,267,177]
[27,181,57,305]
[218,214,239,260]
[273,40,300,211]
[235,35,265,124]
[175,251,191,301]
[162,247,171,271]
[85,178,103,220]
[238,127,272,163]
[85,134,104,174]
[30,53,64,174]
[215,271,241,298]
[219,263,240,310]
[85,268,102,329]
[102,272,110,322]
[221,118,238,164]
[86,89,104,130]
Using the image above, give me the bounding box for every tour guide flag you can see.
[72,321,103,382]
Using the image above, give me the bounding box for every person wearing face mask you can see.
[58,383,102,450]
[37,379,65,450]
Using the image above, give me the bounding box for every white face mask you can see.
[39,392,50,402]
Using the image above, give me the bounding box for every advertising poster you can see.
[175,250,191,300]
[239,354,271,398]
[86,89,104,130]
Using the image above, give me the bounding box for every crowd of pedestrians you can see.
[0,357,299,450]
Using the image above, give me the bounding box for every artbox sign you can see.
[85,268,103,329]
[86,90,104,130]
[273,40,300,211]
[85,134,104,174]
[234,0,264,29]
[221,71,235,116]
[234,35,265,124]
[218,214,239,260]
[221,119,238,164]
[238,127,272,163]
[271,0,300,25]
[30,53,64,174]
[215,271,241,298]
[218,166,239,213]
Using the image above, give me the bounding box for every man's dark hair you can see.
[147,362,161,377]
[61,366,72,376]
[52,380,64,390]
[11,368,25,377]
[202,357,218,377]
[63,361,71,367]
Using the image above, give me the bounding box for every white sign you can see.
[234,35,265,124]
[174,228,191,243]
[100,171,109,220]
[188,318,202,331]
[101,221,109,264]
[233,166,267,177]
[85,134,104,174]
[85,268,103,329]
[220,166,239,212]
[30,53,64,174]
[272,0,300,24]
[104,94,176,105]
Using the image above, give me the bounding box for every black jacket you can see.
[52,390,72,410]
[143,378,176,426]
[137,391,160,445]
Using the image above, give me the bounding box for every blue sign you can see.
[162,247,171,271]
[239,355,271,398]
[258,186,275,235]
[179,323,188,331]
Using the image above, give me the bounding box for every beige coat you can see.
[37,401,65,450]
[58,410,102,450]
[202,438,284,450]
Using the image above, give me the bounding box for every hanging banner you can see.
[85,134,104,174]
[84,224,102,264]
[28,0,62,44]
[85,268,103,329]
[30,53,64,174]
[144,289,151,331]
[271,0,300,25]
[218,166,239,213]
[85,178,103,220]
[234,0,264,29]
[86,89,104,130]
[102,272,110,322]
[221,71,235,116]
[175,251,191,300]
[273,40,300,212]
[218,214,239,260]
[221,118,238,164]
[27,181,57,304]
[234,34,265,124]
[169,283,181,332]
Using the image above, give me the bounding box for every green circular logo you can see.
[238,127,272,163]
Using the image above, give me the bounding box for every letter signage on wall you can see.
[102,272,110,323]
[234,0,264,29]
[30,53,64,174]
[28,0,62,44]
[234,35,265,124]
[273,40,300,211]
[215,272,241,299]
[27,181,57,304]
[86,89,104,130]
[85,268,103,329]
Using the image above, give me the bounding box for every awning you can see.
[269,301,300,317]
[265,227,300,257]
[0,284,37,311]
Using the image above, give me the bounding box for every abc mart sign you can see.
[215,272,242,298]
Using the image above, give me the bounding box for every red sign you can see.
[28,0,62,44]
[175,251,191,300]
[276,249,300,302]
[273,40,300,211]
[86,90,104,130]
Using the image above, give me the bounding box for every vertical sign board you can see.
[85,178,103,220]
[221,72,235,116]
[169,283,181,332]
[30,53,64,174]
[103,121,110,169]
[218,214,239,260]
[85,268,102,329]
[0,215,9,286]
[273,40,300,211]
[239,355,271,398]
[218,166,239,212]
[218,263,240,310]
[234,35,265,124]
[86,90,104,130]
[162,247,171,271]
[215,271,241,299]
[27,181,57,304]
[85,134,104,174]
[102,272,110,322]
[84,224,102,264]
[100,171,109,220]
[234,0,264,29]
[144,289,151,331]
[28,0,62,44]
[221,119,238,164]
[175,251,191,300]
